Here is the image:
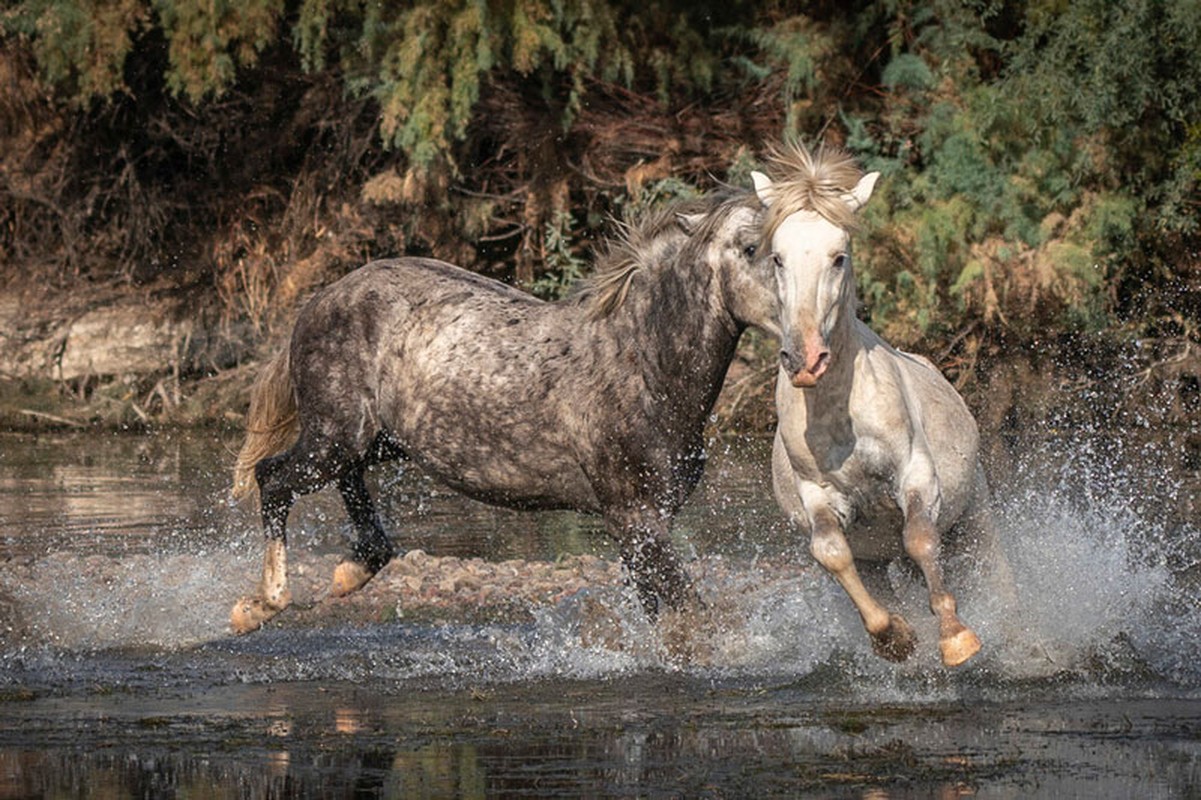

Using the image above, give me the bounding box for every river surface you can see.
[1,429,1199,797]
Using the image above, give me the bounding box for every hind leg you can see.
[330,463,396,596]
[230,434,345,634]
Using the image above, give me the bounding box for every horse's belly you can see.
[427,466,597,513]
[396,432,600,513]
[844,497,906,561]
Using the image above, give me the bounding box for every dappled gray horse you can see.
[753,143,1008,667]
[229,192,775,633]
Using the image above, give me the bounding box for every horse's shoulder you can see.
[851,331,973,444]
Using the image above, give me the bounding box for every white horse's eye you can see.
[832,253,849,269]
[771,253,783,270]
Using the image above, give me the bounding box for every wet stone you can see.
[278,550,627,628]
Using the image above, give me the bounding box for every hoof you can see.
[230,592,290,635]
[577,595,627,653]
[940,626,982,667]
[331,560,375,597]
[870,613,917,662]
[659,604,715,666]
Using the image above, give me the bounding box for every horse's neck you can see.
[799,316,866,429]
[617,258,740,420]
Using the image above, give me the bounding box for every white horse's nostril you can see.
[780,349,802,373]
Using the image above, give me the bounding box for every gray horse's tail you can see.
[232,348,297,500]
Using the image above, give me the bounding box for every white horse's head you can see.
[752,155,879,388]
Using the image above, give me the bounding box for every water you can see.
[1,430,1200,797]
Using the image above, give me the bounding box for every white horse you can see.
[752,144,1004,667]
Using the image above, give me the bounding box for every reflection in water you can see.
[1,430,1200,796]
[3,682,1200,797]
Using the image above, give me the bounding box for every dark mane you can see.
[577,190,750,317]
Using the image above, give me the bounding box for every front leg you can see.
[773,449,915,662]
[809,506,917,662]
[608,515,696,619]
[902,491,981,667]
[607,512,713,664]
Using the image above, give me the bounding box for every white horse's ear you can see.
[845,171,881,212]
[751,171,775,208]
[676,212,705,234]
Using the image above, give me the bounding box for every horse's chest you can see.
[825,439,912,557]
[790,432,901,546]
[800,427,893,491]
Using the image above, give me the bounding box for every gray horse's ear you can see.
[676,212,705,234]
[751,171,775,208]
[844,171,881,212]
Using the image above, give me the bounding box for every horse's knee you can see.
[810,524,853,573]
[902,505,940,564]
[619,534,692,614]
[903,527,938,564]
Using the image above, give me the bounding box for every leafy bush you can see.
[844,0,1200,345]
[1,0,1197,356]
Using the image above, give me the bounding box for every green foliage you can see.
[844,0,1200,342]
[3,0,282,102]
[733,14,833,130]
[881,53,933,91]
[612,176,701,220]
[3,0,148,100]
[1,0,1198,351]
[154,0,284,101]
[1005,0,1201,232]
[530,210,587,300]
[295,0,726,169]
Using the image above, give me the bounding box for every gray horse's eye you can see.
[743,243,757,259]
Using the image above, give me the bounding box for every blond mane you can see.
[761,140,865,242]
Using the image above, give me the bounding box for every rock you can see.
[0,292,249,383]
[57,305,194,380]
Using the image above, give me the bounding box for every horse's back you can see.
[292,256,550,360]
[289,257,611,511]
[302,257,541,323]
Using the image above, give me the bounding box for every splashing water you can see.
[1,430,1199,702]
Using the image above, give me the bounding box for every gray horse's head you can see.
[582,192,779,336]
[677,193,780,337]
